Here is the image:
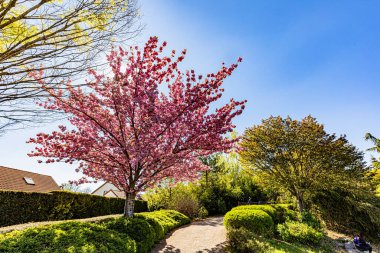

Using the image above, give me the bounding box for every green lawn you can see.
[267,239,335,253]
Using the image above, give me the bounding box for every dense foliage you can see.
[312,188,380,238]
[0,210,189,253]
[277,221,324,245]
[231,204,296,225]
[28,37,246,217]
[239,116,367,213]
[0,190,147,227]
[224,209,274,236]
[143,152,267,216]
[365,133,380,196]
[224,204,328,252]
[0,222,137,253]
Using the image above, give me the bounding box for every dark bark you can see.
[296,191,305,215]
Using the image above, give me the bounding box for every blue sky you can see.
[0,1,379,190]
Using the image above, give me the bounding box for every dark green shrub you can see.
[301,211,322,229]
[312,189,380,238]
[104,218,155,253]
[0,190,148,227]
[134,200,149,213]
[0,191,54,226]
[224,209,274,236]
[277,221,324,245]
[0,222,136,253]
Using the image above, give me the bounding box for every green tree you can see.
[365,133,380,195]
[239,115,366,213]
[198,152,267,214]
[0,0,139,133]
[365,133,380,169]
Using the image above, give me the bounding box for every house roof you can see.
[91,182,108,194]
[0,165,60,193]
[91,182,125,198]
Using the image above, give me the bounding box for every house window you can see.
[24,177,35,185]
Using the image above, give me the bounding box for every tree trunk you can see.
[296,192,305,215]
[123,192,135,218]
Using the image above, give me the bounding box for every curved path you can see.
[151,216,227,253]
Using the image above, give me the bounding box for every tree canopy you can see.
[0,0,139,133]
[27,37,246,217]
[365,133,380,196]
[239,115,366,213]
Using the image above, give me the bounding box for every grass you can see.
[267,239,336,253]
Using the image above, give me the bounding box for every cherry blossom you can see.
[28,37,246,216]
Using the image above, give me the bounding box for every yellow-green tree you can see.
[365,133,380,195]
[0,0,139,133]
[239,115,366,213]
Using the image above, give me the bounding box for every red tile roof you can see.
[0,166,60,192]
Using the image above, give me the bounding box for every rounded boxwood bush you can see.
[0,222,136,253]
[232,204,294,224]
[104,217,155,253]
[224,209,274,236]
[277,221,324,245]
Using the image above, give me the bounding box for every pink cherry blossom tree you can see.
[27,37,246,217]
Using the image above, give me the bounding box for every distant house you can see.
[91,182,125,198]
[0,166,60,193]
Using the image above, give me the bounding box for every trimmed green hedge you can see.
[136,210,190,237]
[0,190,148,227]
[231,204,296,224]
[103,210,190,253]
[0,222,136,253]
[0,210,190,253]
[224,209,274,236]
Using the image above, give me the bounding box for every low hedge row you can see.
[0,222,137,253]
[0,190,148,227]
[104,210,190,253]
[0,210,190,253]
[231,204,296,224]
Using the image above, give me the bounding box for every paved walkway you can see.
[151,216,227,253]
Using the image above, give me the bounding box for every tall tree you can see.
[239,115,365,213]
[0,0,139,133]
[365,133,380,169]
[27,37,246,217]
[365,133,380,195]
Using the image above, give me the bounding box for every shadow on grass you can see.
[268,239,326,253]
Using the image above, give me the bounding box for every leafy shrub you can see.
[0,209,190,253]
[277,221,324,245]
[168,191,200,218]
[135,210,190,239]
[300,211,322,229]
[232,204,295,224]
[0,190,148,226]
[224,209,274,236]
[0,222,136,253]
[198,206,209,218]
[104,218,155,253]
[312,189,380,238]
[227,227,272,253]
